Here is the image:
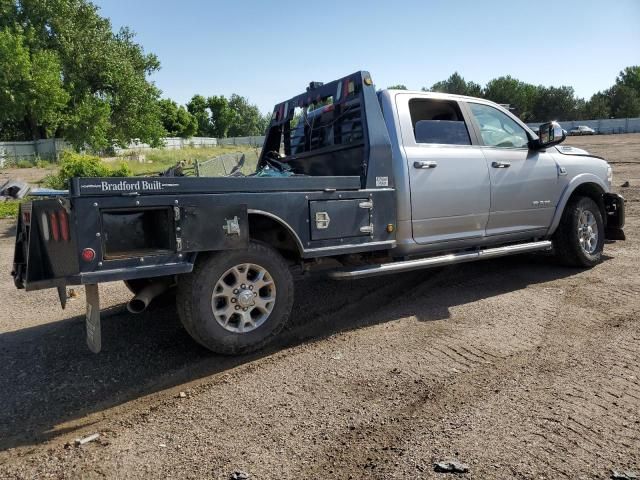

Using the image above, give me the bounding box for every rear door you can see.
[396,94,490,244]
[464,101,561,235]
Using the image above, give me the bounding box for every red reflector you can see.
[23,211,31,224]
[58,210,70,242]
[49,212,60,241]
[81,248,95,262]
[323,104,335,113]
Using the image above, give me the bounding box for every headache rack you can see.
[259,70,394,190]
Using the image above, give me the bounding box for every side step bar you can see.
[328,240,553,280]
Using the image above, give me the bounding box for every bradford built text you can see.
[100,180,164,192]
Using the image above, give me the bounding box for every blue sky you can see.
[95,0,640,113]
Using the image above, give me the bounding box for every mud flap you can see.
[85,284,101,353]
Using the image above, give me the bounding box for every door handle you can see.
[414,161,438,169]
[491,161,511,168]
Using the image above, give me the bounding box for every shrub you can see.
[16,159,33,168]
[44,151,132,189]
[0,200,21,219]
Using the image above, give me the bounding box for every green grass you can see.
[119,145,259,176]
[0,200,21,219]
[13,158,55,169]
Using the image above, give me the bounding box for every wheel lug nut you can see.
[241,284,246,289]
[235,305,240,310]
[243,308,248,311]
[253,292,257,296]
[249,285,254,290]
[231,298,236,303]
[233,289,239,294]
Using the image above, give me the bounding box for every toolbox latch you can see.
[315,211,331,229]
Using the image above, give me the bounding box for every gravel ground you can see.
[0,134,638,479]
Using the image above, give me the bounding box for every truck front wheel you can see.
[553,196,604,267]
[176,242,294,355]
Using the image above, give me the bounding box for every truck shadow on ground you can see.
[0,253,604,451]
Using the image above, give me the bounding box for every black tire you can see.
[176,241,294,355]
[553,196,604,267]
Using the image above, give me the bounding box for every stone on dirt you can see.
[74,433,100,446]
[433,460,469,474]
[230,471,250,480]
[621,181,630,187]
[611,470,638,480]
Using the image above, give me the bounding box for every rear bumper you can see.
[604,193,625,240]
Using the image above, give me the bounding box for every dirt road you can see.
[0,134,638,479]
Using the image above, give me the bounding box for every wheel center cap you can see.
[237,290,254,308]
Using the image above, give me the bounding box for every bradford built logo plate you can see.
[80,179,180,193]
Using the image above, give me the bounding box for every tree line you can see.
[389,66,640,122]
[0,0,268,151]
[1,0,638,152]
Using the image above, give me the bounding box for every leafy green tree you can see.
[64,94,111,150]
[530,85,581,122]
[207,95,233,138]
[606,66,640,118]
[585,91,611,119]
[187,94,212,137]
[0,0,165,149]
[158,99,197,138]
[616,66,640,93]
[483,76,538,121]
[0,28,68,140]
[387,84,408,90]
[610,85,640,118]
[227,94,265,137]
[425,72,482,97]
[187,93,266,137]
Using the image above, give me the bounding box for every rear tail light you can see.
[58,210,70,242]
[43,209,71,243]
[49,212,60,241]
[81,248,95,262]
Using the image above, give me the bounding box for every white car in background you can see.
[569,125,596,136]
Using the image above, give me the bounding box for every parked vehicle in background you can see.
[12,71,625,356]
[569,125,596,136]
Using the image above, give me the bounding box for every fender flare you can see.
[247,209,305,256]
[547,173,608,236]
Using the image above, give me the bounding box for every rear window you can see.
[408,99,471,145]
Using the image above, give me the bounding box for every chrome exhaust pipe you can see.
[127,280,171,314]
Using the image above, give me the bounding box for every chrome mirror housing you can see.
[534,121,566,149]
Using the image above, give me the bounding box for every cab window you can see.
[468,103,529,148]
[408,99,471,145]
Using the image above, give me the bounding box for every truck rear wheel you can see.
[553,196,604,267]
[176,241,294,355]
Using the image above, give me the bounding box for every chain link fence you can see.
[196,149,261,177]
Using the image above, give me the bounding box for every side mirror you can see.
[533,121,566,149]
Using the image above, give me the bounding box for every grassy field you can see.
[116,145,260,176]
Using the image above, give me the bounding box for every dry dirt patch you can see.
[0,134,638,479]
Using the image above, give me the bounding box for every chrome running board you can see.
[328,240,553,280]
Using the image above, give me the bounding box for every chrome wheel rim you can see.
[577,209,599,254]
[211,263,276,333]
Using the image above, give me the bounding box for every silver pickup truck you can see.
[13,71,625,355]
